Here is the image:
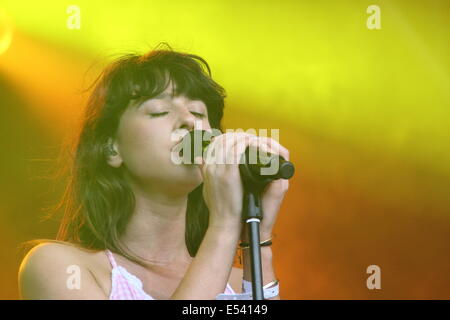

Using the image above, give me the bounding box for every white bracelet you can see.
[242,279,279,299]
[215,279,279,300]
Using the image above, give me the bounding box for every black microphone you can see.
[178,130,295,186]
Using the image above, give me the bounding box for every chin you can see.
[171,166,203,191]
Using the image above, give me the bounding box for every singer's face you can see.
[113,81,211,194]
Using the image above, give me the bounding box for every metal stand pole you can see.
[242,191,264,300]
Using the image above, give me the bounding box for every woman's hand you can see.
[240,136,290,241]
[198,132,290,239]
[197,132,255,232]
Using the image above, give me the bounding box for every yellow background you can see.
[0,0,449,299]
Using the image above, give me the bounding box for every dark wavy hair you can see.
[22,43,226,266]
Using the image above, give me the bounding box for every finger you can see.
[229,134,259,167]
[203,132,225,165]
[226,133,257,165]
[257,137,290,161]
[208,132,250,165]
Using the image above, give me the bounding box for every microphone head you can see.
[278,161,295,179]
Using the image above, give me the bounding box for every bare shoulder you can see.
[229,267,243,294]
[19,241,95,272]
[18,242,107,300]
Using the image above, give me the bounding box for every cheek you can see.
[118,119,153,149]
[116,117,165,167]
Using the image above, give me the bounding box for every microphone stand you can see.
[184,130,295,300]
[239,146,295,300]
[241,188,265,300]
[239,147,278,300]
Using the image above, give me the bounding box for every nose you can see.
[177,108,196,132]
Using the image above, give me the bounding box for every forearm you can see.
[242,231,280,300]
[170,225,240,300]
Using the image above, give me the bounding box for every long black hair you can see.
[28,43,227,266]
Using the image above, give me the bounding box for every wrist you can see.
[210,217,242,232]
[240,228,273,243]
[260,230,273,241]
[204,228,240,250]
[208,222,241,233]
[242,245,273,257]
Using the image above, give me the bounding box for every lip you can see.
[172,131,191,149]
[171,138,186,157]
[172,136,185,149]
[172,139,182,148]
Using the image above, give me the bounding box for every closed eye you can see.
[149,112,206,118]
[149,112,169,118]
[150,111,206,118]
[191,112,206,118]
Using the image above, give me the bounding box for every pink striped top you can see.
[105,249,236,300]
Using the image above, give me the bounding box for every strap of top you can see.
[105,249,118,268]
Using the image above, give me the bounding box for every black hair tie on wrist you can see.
[238,238,272,250]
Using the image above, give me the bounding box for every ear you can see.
[105,138,123,168]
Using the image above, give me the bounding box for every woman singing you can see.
[18,44,290,300]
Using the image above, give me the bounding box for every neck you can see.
[119,181,193,267]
